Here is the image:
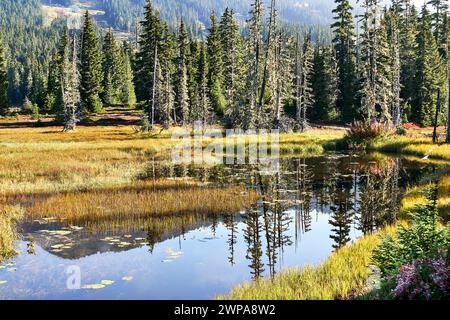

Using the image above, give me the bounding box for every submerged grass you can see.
[0,206,23,262]
[219,225,397,300]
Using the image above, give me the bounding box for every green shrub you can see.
[372,185,449,277]
[345,121,388,149]
[396,126,407,136]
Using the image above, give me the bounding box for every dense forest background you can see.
[0,0,448,131]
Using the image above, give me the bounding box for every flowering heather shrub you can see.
[393,255,449,300]
[371,185,450,300]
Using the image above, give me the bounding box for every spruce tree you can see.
[220,8,245,127]
[295,33,314,132]
[61,32,81,131]
[427,1,449,133]
[102,28,123,105]
[47,30,69,119]
[175,20,190,125]
[245,0,264,130]
[377,13,394,125]
[192,42,211,125]
[413,5,446,126]
[398,1,418,121]
[80,11,103,113]
[311,46,339,122]
[331,0,358,123]
[386,7,402,127]
[135,0,162,128]
[358,0,392,123]
[0,36,9,116]
[207,12,226,116]
[258,0,278,128]
[157,23,176,128]
[119,43,136,106]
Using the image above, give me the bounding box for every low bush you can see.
[371,185,450,300]
[345,121,388,149]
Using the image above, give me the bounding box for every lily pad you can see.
[0,280,7,285]
[122,276,133,281]
[82,284,106,290]
[100,280,115,286]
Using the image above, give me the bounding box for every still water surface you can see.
[0,154,446,299]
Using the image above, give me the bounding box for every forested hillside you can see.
[43,0,348,30]
[0,0,64,106]
[0,0,448,133]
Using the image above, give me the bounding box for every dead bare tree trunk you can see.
[433,89,441,144]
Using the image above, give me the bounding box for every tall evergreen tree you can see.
[192,42,211,125]
[207,12,226,116]
[258,0,278,128]
[61,33,81,131]
[0,36,9,116]
[135,0,164,129]
[331,0,358,123]
[45,31,69,116]
[358,0,392,123]
[413,5,446,126]
[102,28,123,105]
[80,11,103,113]
[386,7,402,127]
[311,46,339,122]
[220,8,245,127]
[119,43,136,106]
[295,33,314,132]
[244,0,264,130]
[397,1,418,121]
[175,20,190,125]
[157,22,176,128]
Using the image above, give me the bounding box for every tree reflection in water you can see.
[162,156,412,279]
[15,156,438,283]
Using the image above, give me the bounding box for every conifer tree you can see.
[119,43,136,106]
[135,0,166,129]
[244,0,264,130]
[187,40,200,122]
[80,11,103,112]
[272,31,293,129]
[386,7,402,127]
[258,0,278,128]
[175,20,190,125]
[220,8,246,127]
[413,5,446,126]
[358,0,392,123]
[377,14,394,124]
[295,33,314,132]
[102,28,123,105]
[311,47,339,122]
[331,0,358,123]
[157,23,176,128]
[61,33,81,131]
[427,1,449,132]
[207,12,226,116]
[397,1,418,121]
[193,42,211,125]
[0,36,9,116]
